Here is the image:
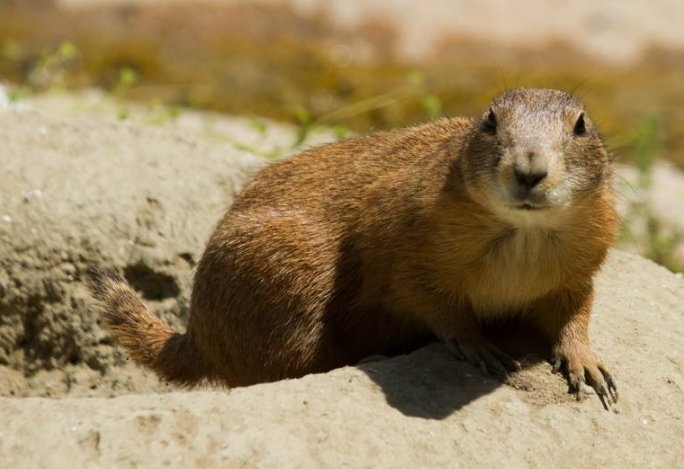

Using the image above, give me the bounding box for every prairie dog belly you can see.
[464,228,565,319]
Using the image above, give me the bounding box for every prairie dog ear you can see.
[567,110,593,136]
[573,112,587,136]
[480,108,497,134]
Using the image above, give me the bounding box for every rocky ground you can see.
[1,93,684,467]
[0,92,267,397]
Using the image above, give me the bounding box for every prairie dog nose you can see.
[514,166,547,189]
[513,152,548,190]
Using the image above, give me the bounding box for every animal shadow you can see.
[356,321,551,420]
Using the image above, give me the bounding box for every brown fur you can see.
[89,88,619,407]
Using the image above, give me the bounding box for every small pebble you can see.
[1,215,11,224]
[23,188,42,201]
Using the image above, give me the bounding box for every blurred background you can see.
[1,0,683,271]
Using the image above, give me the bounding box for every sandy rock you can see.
[24,90,334,158]
[2,251,684,468]
[0,106,265,394]
[1,98,684,468]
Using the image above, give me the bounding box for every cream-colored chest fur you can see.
[462,228,566,318]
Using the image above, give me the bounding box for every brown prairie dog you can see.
[90,88,619,409]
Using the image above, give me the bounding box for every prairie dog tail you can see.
[88,268,207,386]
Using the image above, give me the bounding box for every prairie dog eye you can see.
[481,109,497,134]
[573,112,587,136]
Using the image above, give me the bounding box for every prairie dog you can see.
[90,88,619,408]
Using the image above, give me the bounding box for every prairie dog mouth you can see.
[513,203,548,211]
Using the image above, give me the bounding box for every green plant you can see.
[290,70,441,149]
[645,215,683,272]
[616,116,683,273]
[421,94,442,120]
[632,116,659,189]
[9,41,80,101]
[112,66,137,99]
[144,98,182,125]
[111,66,137,120]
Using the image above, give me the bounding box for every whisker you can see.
[594,195,644,257]
[569,68,604,98]
[513,66,526,89]
[607,167,647,196]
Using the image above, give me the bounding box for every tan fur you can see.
[89,88,619,406]
[88,269,209,386]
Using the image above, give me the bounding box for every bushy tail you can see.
[87,268,207,386]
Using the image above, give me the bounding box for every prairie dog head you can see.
[459,88,612,227]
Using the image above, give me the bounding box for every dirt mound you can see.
[0,106,264,396]
[1,98,684,468]
[2,251,684,468]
